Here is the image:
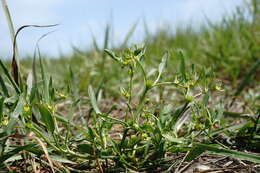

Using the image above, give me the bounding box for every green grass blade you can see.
[0,96,4,123]
[0,144,37,163]
[0,60,20,94]
[0,75,9,97]
[187,143,260,163]
[234,58,260,97]
[11,95,24,119]
[179,50,186,81]
[103,23,110,51]
[88,85,101,114]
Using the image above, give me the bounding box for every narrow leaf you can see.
[38,104,55,133]
[104,49,122,63]
[88,85,101,114]
[0,144,36,163]
[0,97,4,122]
[0,75,9,97]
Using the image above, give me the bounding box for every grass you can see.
[0,0,259,172]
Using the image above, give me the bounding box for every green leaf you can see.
[179,50,186,81]
[0,75,9,97]
[186,143,260,163]
[0,97,4,122]
[88,85,101,114]
[234,58,260,97]
[0,144,36,163]
[185,145,205,162]
[154,52,169,85]
[50,155,76,164]
[104,49,122,63]
[11,95,25,119]
[0,60,20,94]
[78,144,94,154]
[38,104,55,133]
[162,133,184,144]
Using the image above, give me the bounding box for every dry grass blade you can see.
[35,137,55,173]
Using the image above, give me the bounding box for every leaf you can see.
[11,95,25,119]
[179,50,186,81]
[0,144,36,163]
[11,56,19,86]
[0,96,4,122]
[0,75,9,97]
[78,144,94,154]
[0,59,20,94]
[234,58,260,97]
[103,24,110,51]
[162,133,184,144]
[38,104,55,133]
[104,49,122,63]
[186,143,260,163]
[26,72,33,96]
[88,85,101,114]
[50,155,76,164]
[154,52,169,85]
[158,52,169,77]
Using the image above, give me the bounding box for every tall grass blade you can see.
[0,0,19,66]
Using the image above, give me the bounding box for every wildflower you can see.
[47,104,56,113]
[141,133,149,140]
[215,85,224,92]
[1,115,8,126]
[58,92,67,99]
[23,105,30,113]
[174,76,180,84]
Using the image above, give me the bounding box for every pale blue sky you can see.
[0,0,246,58]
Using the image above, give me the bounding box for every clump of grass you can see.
[0,0,259,172]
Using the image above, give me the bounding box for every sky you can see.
[0,0,246,58]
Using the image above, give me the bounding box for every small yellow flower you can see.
[174,76,180,84]
[215,85,224,92]
[141,133,149,140]
[23,105,30,113]
[58,93,66,99]
[2,115,8,126]
[47,104,56,113]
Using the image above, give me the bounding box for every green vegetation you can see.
[0,0,259,172]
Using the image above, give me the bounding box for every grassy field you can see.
[0,0,260,172]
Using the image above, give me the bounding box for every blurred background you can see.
[0,0,246,58]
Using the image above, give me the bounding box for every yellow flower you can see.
[215,85,224,92]
[23,105,30,113]
[141,133,149,140]
[58,93,66,99]
[47,104,56,113]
